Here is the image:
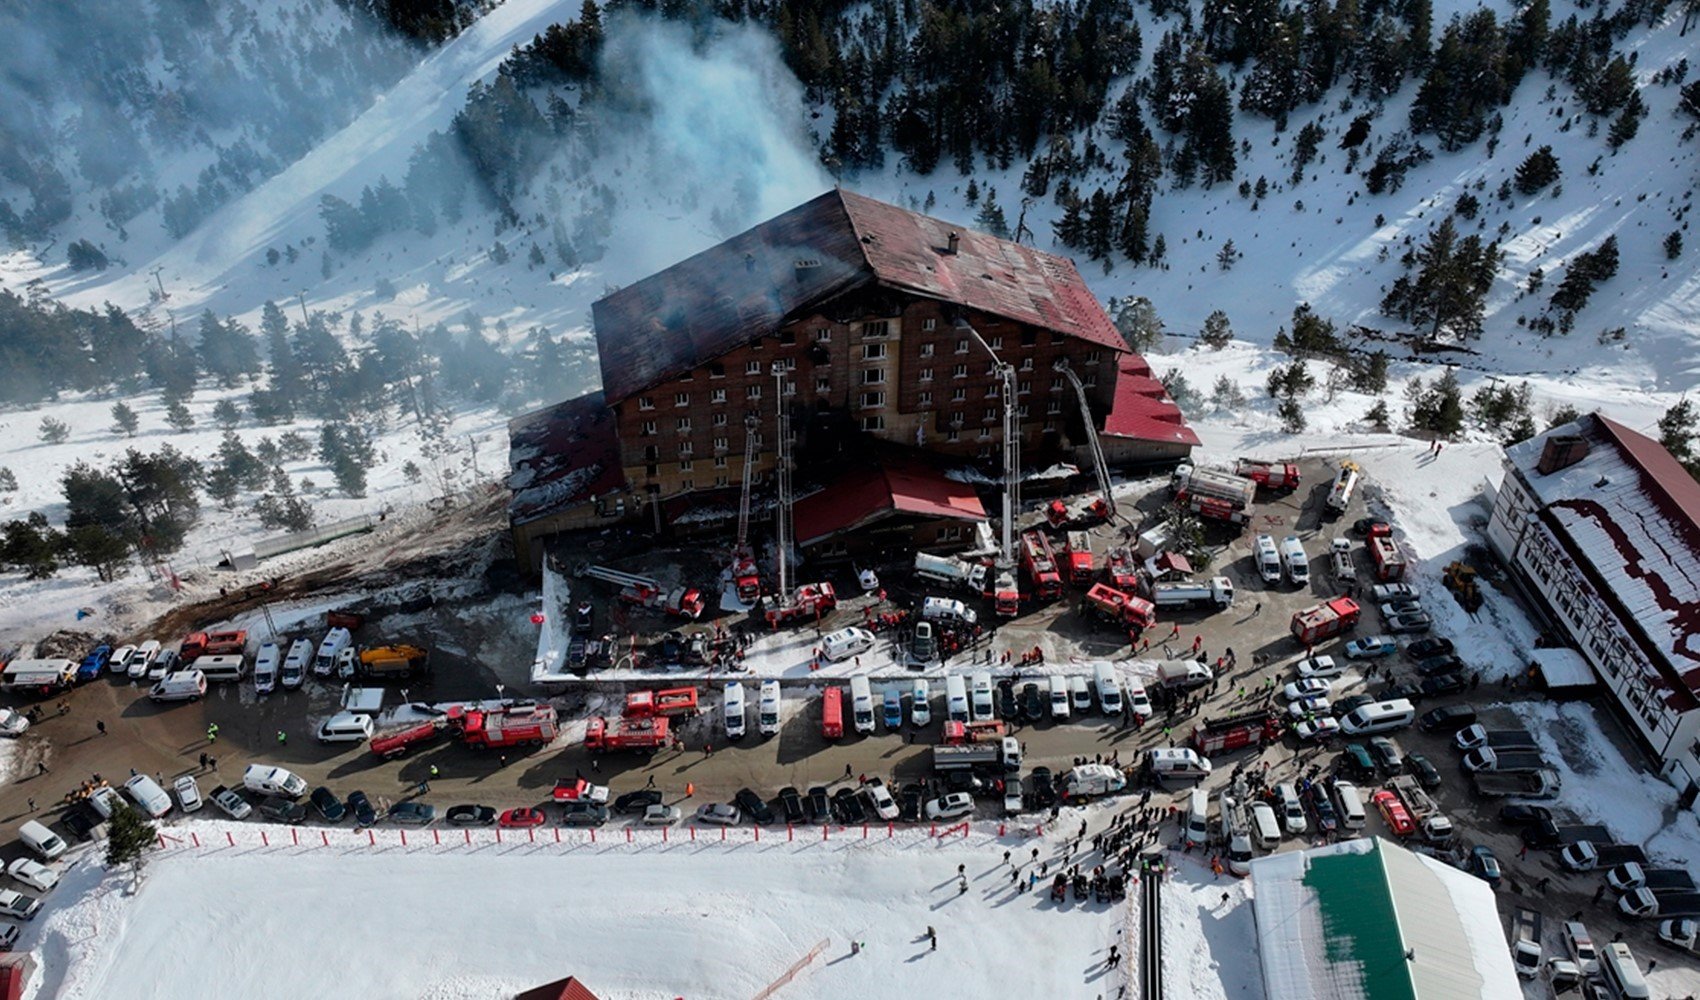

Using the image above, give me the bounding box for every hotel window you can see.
[955,338,969,354]
[712,412,728,427]
[983,408,997,423]
[678,441,693,457]
[985,384,999,398]
[918,391,932,406]
[708,364,724,379]
[816,377,831,394]
[861,368,886,384]
[863,320,890,338]
[714,457,728,470]
[711,388,726,403]
[990,336,1003,350]
[681,479,694,490]
[638,396,655,411]
[1086,350,1102,363]
[1050,377,1064,391]
[860,391,885,409]
[862,343,887,361]
[675,417,691,433]
[1047,400,1063,414]
[778,330,795,345]
[815,328,831,343]
[919,367,934,382]
[946,429,961,442]
[678,459,693,472]
[1021,330,1038,347]
[920,343,935,358]
[674,392,689,407]
[713,475,728,487]
[950,411,965,425]
[713,437,729,452]
[1018,404,1030,418]
[951,388,967,402]
[1018,381,1031,396]
[1083,375,1097,388]
[1019,357,1034,371]
[643,445,659,462]
[745,361,762,376]
[922,318,937,331]
[746,384,763,400]
[640,421,656,436]
[952,364,968,379]
[860,416,885,432]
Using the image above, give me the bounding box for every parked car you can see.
[898,784,924,822]
[1415,654,1465,677]
[1274,784,1307,834]
[1470,845,1503,888]
[695,803,740,826]
[346,791,378,828]
[1295,717,1341,742]
[310,787,346,823]
[1367,737,1403,773]
[259,796,306,824]
[552,778,610,804]
[1286,696,1331,719]
[805,787,831,823]
[1029,767,1057,809]
[1418,705,1477,733]
[387,801,435,826]
[613,790,664,815]
[211,786,252,820]
[1344,636,1397,659]
[0,890,39,921]
[0,709,28,738]
[499,807,547,828]
[1371,582,1419,601]
[1406,754,1442,789]
[1420,672,1469,698]
[1020,683,1046,722]
[777,786,805,824]
[734,788,775,825]
[1354,518,1391,537]
[640,804,681,826]
[6,859,57,893]
[1380,600,1424,619]
[925,792,974,821]
[1405,637,1455,659]
[997,680,1019,720]
[446,805,496,826]
[1282,678,1331,701]
[1373,681,1424,704]
[1339,743,1377,780]
[1385,612,1433,634]
[1497,804,1553,827]
[831,788,867,823]
[862,779,899,821]
[1296,655,1346,679]
[172,774,203,813]
[1305,786,1339,834]
[106,644,137,676]
[559,801,609,827]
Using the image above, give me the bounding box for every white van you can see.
[18,820,66,861]
[910,679,932,726]
[1094,663,1123,715]
[316,711,375,744]
[129,640,162,679]
[314,627,352,676]
[243,764,307,799]
[1069,675,1092,712]
[757,680,782,736]
[969,672,995,722]
[1048,674,1070,719]
[281,639,313,690]
[945,675,970,723]
[921,596,977,628]
[149,669,207,703]
[1248,800,1282,849]
[1184,788,1211,848]
[723,682,747,740]
[1281,536,1309,587]
[1326,465,1359,513]
[1598,942,1649,1000]
[1254,533,1282,585]
[1332,780,1366,831]
[196,653,246,682]
[123,774,173,819]
[849,675,875,734]
[0,659,77,692]
[1125,679,1153,719]
[822,626,875,663]
[1148,747,1212,781]
[253,642,280,694]
[1339,699,1416,735]
[86,786,124,820]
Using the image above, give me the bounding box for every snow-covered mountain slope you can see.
[7,0,1696,414]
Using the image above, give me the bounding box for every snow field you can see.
[34,819,1129,1000]
[1159,853,1263,1000]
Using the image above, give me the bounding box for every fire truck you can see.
[368,720,445,760]
[1020,531,1063,601]
[447,703,560,750]
[578,564,705,620]
[1103,547,1138,590]
[941,720,1009,744]
[1170,465,1257,526]
[1369,533,1407,581]
[1082,583,1157,629]
[1290,597,1362,644]
[625,687,700,718]
[1191,711,1283,754]
[584,715,672,753]
[1061,532,1095,587]
[760,582,838,627]
[1235,459,1301,492]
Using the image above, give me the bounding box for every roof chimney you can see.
[946,232,960,255]
[1536,434,1589,475]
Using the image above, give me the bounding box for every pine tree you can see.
[1380,217,1501,340]
[1658,400,1698,477]
[1200,310,1233,349]
[0,514,63,579]
[1216,239,1239,271]
[164,396,195,431]
[1514,146,1561,195]
[255,468,315,531]
[212,399,242,429]
[0,467,15,492]
[39,417,70,444]
[105,803,157,877]
[1667,231,1685,260]
[64,523,130,581]
[111,402,139,437]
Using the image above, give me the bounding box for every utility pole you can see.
[149,265,168,302]
[297,290,309,325]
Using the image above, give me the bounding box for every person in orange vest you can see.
[685,782,695,797]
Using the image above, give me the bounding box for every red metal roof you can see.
[592,190,1125,404]
[506,392,627,525]
[1103,356,1200,446]
[512,976,600,1000]
[793,450,987,546]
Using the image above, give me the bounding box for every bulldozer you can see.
[1443,562,1484,613]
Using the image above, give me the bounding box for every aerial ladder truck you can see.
[727,413,762,604]
[760,364,838,627]
[1045,359,1118,529]
[957,320,1022,617]
[575,564,705,620]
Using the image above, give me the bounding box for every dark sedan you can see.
[446,804,496,826]
[559,801,609,827]
[1406,753,1443,790]
[806,786,831,823]
[1499,804,1554,828]
[614,789,664,815]
[831,787,866,823]
[1374,682,1424,705]
[310,787,345,823]
[1405,637,1455,660]
[777,786,805,824]
[1420,671,1469,698]
[1020,683,1046,722]
[1415,654,1465,677]
[997,680,1019,720]
[347,791,378,827]
[735,787,775,825]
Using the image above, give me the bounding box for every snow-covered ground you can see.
[29,819,1127,1000]
[1160,854,1263,1000]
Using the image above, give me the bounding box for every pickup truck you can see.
[1560,841,1648,873]
[1453,726,1537,751]
[1620,889,1700,919]
[1608,864,1697,893]
[1521,820,1610,850]
[1470,769,1561,799]
[1509,908,1543,980]
[1461,747,1547,773]
[209,785,253,820]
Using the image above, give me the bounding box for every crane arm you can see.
[1055,360,1117,521]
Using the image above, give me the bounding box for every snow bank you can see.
[1159,855,1263,1000]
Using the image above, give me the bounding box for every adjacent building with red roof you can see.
[1488,413,1700,798]
[509,190,1194,570]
